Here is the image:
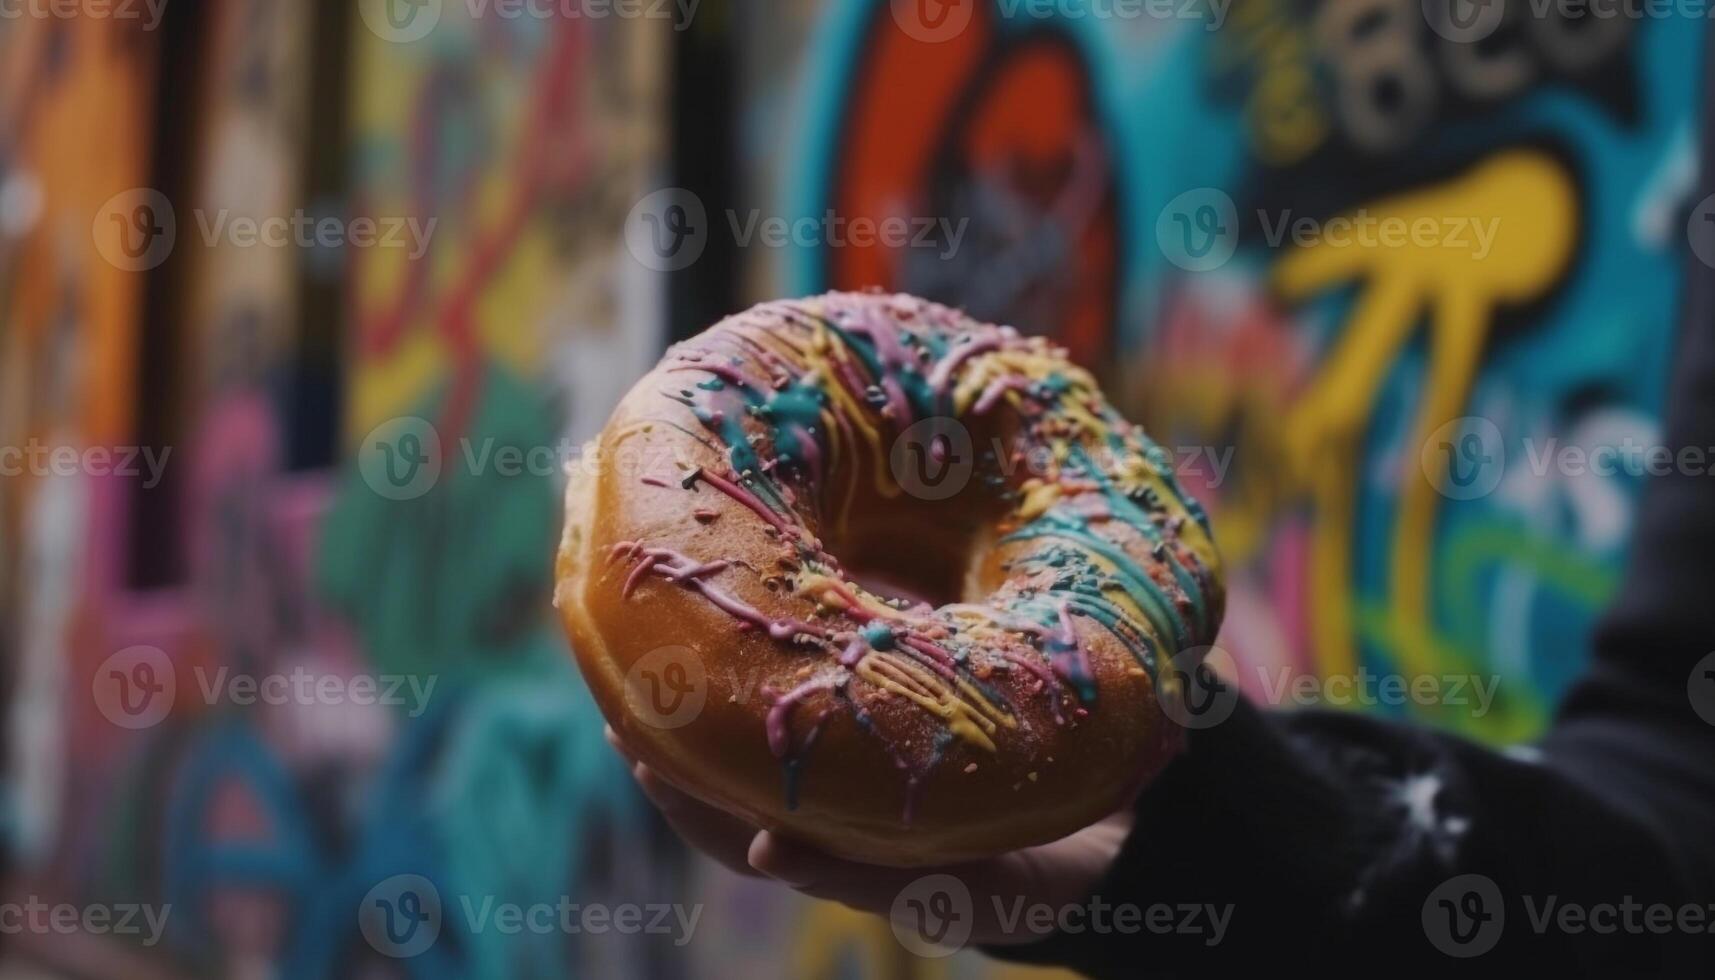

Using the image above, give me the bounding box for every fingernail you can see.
[631,762,678,808]
[748,831,814,886]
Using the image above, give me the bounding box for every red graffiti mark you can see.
[828,6,1119,366]
[355,16,592,444]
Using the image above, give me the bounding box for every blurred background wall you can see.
[0,1,1702,976]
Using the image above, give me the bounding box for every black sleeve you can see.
[982,33,1715,980]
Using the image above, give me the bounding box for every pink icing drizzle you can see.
[765,675,841,757]
[695,467,793,535]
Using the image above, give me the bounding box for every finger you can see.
[750,825,1129,947]
[636,763,766,877]
[748,831,929,909]
[607,726,764,877]
[748,832,1038,920]
[603,725,636,763]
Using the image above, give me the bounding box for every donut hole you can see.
[822,429,1015,610]
[834,504,1003,608]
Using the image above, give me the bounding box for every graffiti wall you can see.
[1,3,1071,976]
[1,4,711,978]
[6,1,1698,977]
[763,0,1701,743]
[0,9,158,890]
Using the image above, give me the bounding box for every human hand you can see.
[604,725,1130,947]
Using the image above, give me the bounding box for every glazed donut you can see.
[555,291,1223,866]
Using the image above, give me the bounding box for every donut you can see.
[555,291,1223,866]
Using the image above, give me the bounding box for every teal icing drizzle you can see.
[755,378,829,471]
[861,622,897,650]
[1007,548,1162,682]
[1005,510,1191,653]
[1076,447,1214,638]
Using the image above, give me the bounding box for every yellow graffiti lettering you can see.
[1273,150,1576,680]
